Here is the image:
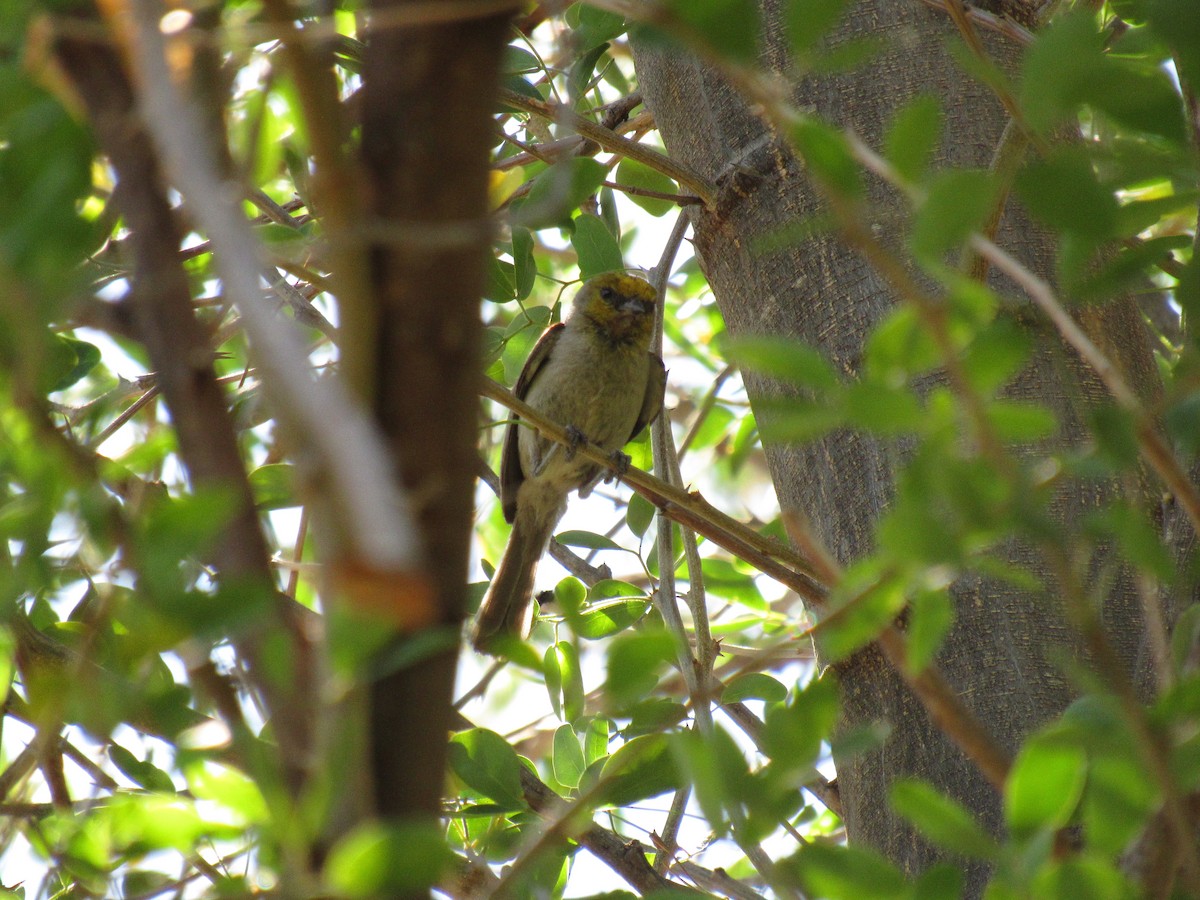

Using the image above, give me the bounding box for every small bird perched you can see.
[472,272,666,654]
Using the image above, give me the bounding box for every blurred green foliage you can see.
[0,0,1196,896]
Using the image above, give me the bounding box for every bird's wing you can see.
[500,322,565,523]
[629,352,667,442]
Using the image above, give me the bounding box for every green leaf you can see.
[911,864,964,900]
[884,94,942,183]
[1081,753,1158,855]
[685,403,735,452]
[986,400,1058,442]
[448,729,525,809]
[598,733,682,806]
[104,793,225,852]
[662,0,760,62]
[626,491,656,537]
[1073,234,1191,302]
[572,212,624,278]
[605,629,675,709]
[553,641,585,723]
[1085,502,1173,582]
[556,530,622,551]
[865,306,940,380]
[502,45,541,74]
[48,335,101,392]
[325,822,452,897]
[783,0,850,56]
[553,724,587,789]
[588,579,645,602]
[844,380,924,434]
[186,761,268,824]
[0,628,15,707]
[1032,857,1134,900]
[814,570,907,662]
[961,317,1030,394]
[1165,390,1200,456]
[670,726,749,836]
[569,42,611,99]
[122,871,172,898]
[890,779,999,859]
[544,643,564,719]
[136,488,240,594]
[615,158,678,216]
[1089,59,1186,144]
[911,168,999,259]
[724,335,841,391]
[581,718,611,767]
[576,5,626,51]
[512,226,537,299]
[1005,738,1087,835]
[761,672,839,772]
[904,588,954,674]
[576,598,650,639]
[1020,11,1106,134]
[0,73,99,307]
[700,558,766,610]
[485,255,517,302]
[554,575,586,619]
[1148,0,1200,88]
[109,745,176,793]
[599,184,622,242]
[791,842,907,899]
[1171,605,1200,677]
[1016,149,1118,240]
[621,698,686,738]
[722,673,788,704]
[512,158,607,230]
[248,463,297,511]
[1088,404,1140,470]
[756,397,845,444]
[791,119,863,199]
[500,74,543,104]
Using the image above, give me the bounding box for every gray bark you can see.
[634,0,1162,893]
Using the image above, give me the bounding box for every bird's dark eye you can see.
[599,286,615,302]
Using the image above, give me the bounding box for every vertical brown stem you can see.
[358,1,513,830]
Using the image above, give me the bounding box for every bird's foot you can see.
[564,424,587,460]
[603,450,632,483]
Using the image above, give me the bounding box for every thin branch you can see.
[88,384,160,450]
[649,213,715,732]
[1050,550,1200,891]
[918,0,1036,46]
[60,739,120,792]
[673,860,769,900]
[940,0,1047,154]
[973,234,1200,538]
[515,762,702,896]
[120,0,426,581]
[719,699,842,817]
[480,376,829,606]
[0,741,39,801]
[653,787,691,876]
[647,215,791,891]
[497,88,718,207]
[678,364,735,459]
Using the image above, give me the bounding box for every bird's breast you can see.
[518,326,650,486]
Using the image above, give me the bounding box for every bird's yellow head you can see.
[571,272,658,347]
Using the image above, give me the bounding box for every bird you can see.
[471,272,667,654]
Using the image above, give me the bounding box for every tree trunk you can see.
[634,1,1162,892]
[360,1,511,838]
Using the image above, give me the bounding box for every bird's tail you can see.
[471,500,558,654]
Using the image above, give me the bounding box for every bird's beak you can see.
[618,297,653,315]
